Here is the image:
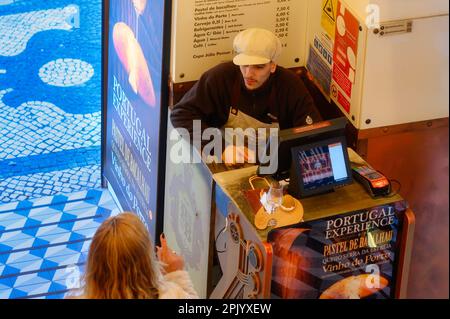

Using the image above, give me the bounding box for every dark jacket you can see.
[170,61,321,147]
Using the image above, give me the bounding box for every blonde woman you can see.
[73,212,198,299]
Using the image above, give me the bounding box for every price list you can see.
[173,0,304,82]
[275,0,290,48]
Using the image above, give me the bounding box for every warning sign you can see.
[321,0,337,39]
[331,83,338,98]
[323,0,335,21]
[330,0,359,115]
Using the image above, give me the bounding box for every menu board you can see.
[171,0,308,83]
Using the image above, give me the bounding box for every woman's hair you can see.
[83,212,161,299]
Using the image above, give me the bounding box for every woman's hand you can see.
[156,233,185,274]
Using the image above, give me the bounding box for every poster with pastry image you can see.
[268,201,407,299]
[104,0,166,240]
[112,22,156,107]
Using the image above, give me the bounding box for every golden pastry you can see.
[320,274,388,299]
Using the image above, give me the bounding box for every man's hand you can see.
[222,145,255,168]
[156,233,185,274]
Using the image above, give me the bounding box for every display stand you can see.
[163,122,416,298]
[209,148,415,299]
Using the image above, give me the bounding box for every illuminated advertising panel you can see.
[104,0,168,238]
[269,201,407,299]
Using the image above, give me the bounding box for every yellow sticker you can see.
[321,0,338,40]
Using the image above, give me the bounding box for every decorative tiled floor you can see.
[0,164,101,203]
[0,0,102,204]
[0,188,120,299]
[0,1,108,299]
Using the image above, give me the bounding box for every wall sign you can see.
[307,35,333,99]
[321,0,337,40]
[171,0,306,83]
[330,1,359,114]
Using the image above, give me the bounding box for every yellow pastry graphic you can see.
[113,22,156,107]
[320,274,388,299]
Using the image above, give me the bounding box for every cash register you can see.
[257,117,353,198]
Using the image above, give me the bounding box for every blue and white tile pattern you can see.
[0,189,120,299]
[0,5,78,57]
[39,58,94,87]
[0,89,100,160]
[0,0,102,204]
[0,0,108,299]
[0,164,100,203]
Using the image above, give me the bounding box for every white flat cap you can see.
[233,28,282,66]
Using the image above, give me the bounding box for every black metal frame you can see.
[155,0,173,241]
[100,0,173,241]
[101,0,109,189]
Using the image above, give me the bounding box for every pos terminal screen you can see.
[293,140,350,194]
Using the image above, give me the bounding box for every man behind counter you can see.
[170,27,321,168]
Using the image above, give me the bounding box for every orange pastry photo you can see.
[112,22,156,107]
[319,274,388,299]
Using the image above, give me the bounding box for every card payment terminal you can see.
[352,165,391,198]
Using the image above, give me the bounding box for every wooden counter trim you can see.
[357,117,449,140]
[262,242,273,299]
[395,208,416,299]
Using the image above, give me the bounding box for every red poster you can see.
[333,63,352,97]
[332,1,359,99]
[337,90,351,113]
